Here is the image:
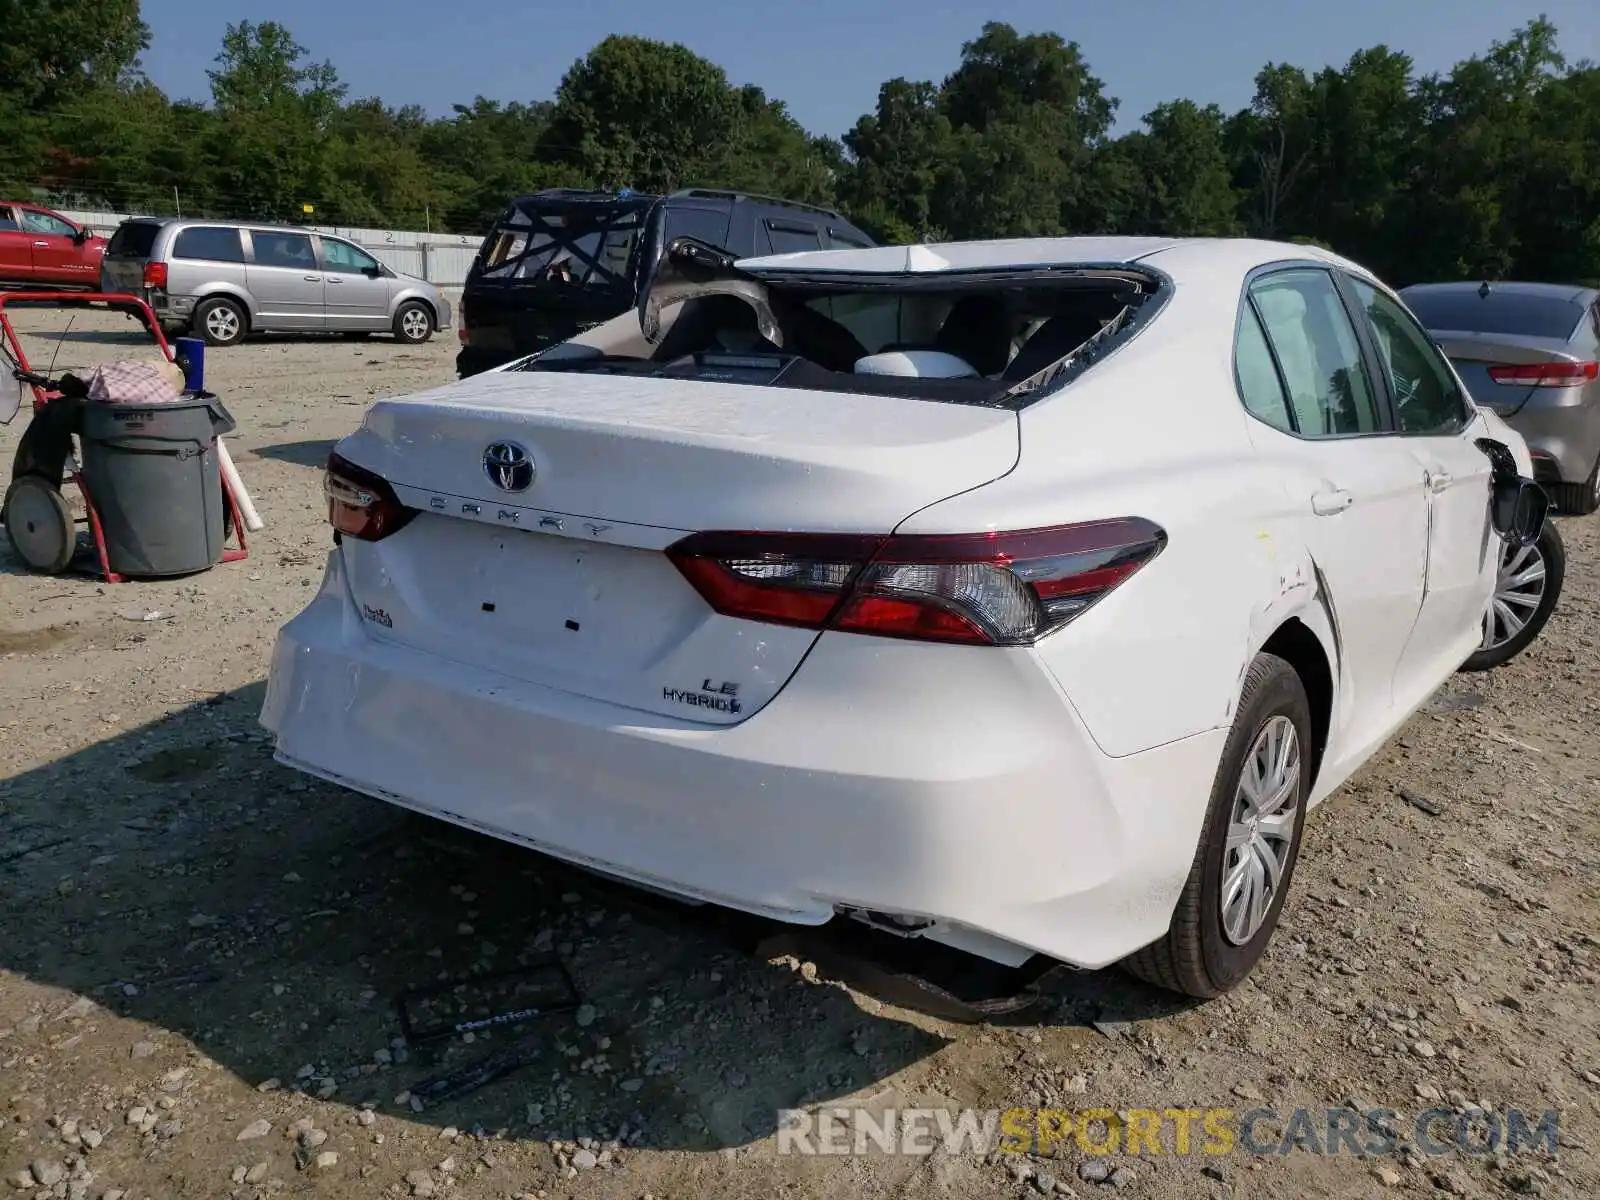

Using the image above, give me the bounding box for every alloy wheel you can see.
[1481,537,1547,653]
[206,305,240,342]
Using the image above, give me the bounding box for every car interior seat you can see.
[933,296,1014,377]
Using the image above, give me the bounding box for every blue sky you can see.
[139,0,1599,137]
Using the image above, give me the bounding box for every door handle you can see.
[303,274,322,281]
[33,241,49,248]
[327,276,343,284]
[1427,471,1453,494]
[1311,488,1353,516]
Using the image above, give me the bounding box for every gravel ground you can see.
[1,304,1597,1200]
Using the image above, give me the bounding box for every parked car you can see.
[262,235,1555,1000]
[456,187,874,378]
[99,218,451,347]
[1400,281,1600,514]
[0,202,105,288]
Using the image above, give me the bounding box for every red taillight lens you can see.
[142,261,167,289]
[1487,361,1598,388]
[667,519,1167,646]
[325,452,415,542]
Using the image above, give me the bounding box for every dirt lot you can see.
[1,304,1597,1200]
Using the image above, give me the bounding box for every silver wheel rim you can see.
[1221,714,1300,946]
[1480,536,1546,652]
[206,305,240,342]
[5,481,72,568]
[401,309,429,339]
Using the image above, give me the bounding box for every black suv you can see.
[455,187,876,378]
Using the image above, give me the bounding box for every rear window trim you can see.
[528,261,1173,411]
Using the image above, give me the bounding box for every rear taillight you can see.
[1487,361,1598,387]
[667,519,1167,646]
[325,452,415,542]
[142,261,167,289]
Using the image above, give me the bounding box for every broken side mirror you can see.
[1492,477,1548,547]
[1476,437,1548,548]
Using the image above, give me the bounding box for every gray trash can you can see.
[78,395,237,578]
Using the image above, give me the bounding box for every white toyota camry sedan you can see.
[261,235,1557,998]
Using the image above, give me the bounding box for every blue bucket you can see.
[173,336,206,393]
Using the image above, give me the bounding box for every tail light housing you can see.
[668,519,1166,646]
[142,261,168,289]
[325,452,415,542]
[1487,361,1598,387]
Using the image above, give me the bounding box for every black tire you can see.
[1123,653,1311,998]
[3,476,76,574]
[194,296,247,347]
[1550,457,1600,516]
[1459,520,1565,672]
[393,301,433,344]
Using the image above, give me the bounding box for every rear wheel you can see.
[1551,456,1600,516]
[3,477,76,574]
[1459,520,1564,672]
[1123,653,1311,998]
[195,296,246,347]
[393,302,433,344]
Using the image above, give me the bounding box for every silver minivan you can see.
[100,218,452,347]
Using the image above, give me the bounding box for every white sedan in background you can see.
[261,235,1556,999]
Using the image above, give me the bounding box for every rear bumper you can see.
[261,551,1227,970]
[1499,390,1600,484]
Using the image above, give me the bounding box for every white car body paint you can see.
[262,236,1529,972]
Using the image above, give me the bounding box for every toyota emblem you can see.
[483,441,534,492]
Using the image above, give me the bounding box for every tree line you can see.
[3,2,1597,287]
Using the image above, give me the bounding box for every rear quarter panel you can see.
[897,257,1329,759]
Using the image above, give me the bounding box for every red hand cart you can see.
[0,291,250,582]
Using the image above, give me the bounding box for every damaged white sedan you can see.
[261,234,1555,998]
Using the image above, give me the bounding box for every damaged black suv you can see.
[455,187,875,378]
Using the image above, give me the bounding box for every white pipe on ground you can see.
[216,437,265,532]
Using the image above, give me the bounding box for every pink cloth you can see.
[86,360,183,405]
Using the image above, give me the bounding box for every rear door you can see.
[316,235,392,330]
[244,229,324,329]
[1240,266,1429,760]
[1344,275,1496,690]
[0,205,30,282]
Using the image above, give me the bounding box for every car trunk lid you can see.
[333,369,1020,724]
[1436,331,1587,415]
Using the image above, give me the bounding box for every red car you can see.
[0,202,106,288]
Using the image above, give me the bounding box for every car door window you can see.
[172,226,245,263]
[1349,279,1469,436]
[19,209,75,237]
[0,207,17,231]
[766,221,823,255]
[1250,269,1383,437]
[1234,303,1294,433]
[251,231,316,270]
[321,238,379,274]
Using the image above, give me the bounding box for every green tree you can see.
[199,20,347,219]
[539,35,743,192]
[1097,101,1240,236]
